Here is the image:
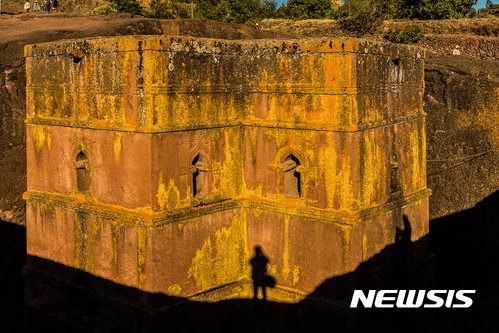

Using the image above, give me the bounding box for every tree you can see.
[337,0,386,34]
[486,0,493,9]
[109,0,143,15]
[194,0,277,23]
[146,1,196,19]
[404,0,477,19]
[279,0,333,20]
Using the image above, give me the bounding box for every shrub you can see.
[109,0,143,15]
[88,5,118,15]
[145,1,196,19]
[406,0,477,20]
[280,0,333,20]
[338,0,385,35]
[387,25,425,44]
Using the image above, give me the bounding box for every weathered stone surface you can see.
[418,35,499,62]
[0,52,27,226]
[24,36,430,307]
[425,52,499,219]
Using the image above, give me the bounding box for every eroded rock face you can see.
[425,52,499,219]
[0,48,27,226]
[418,35,499,61]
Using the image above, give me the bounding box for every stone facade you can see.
[24,36,431,319]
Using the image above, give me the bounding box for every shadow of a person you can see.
[392,215,412,331]
[250,246,270,301]
[393,215,411,289]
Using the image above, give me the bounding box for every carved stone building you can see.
[24,36,433,329]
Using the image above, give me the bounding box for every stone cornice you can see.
[25,111,426,134]
[23,188,431,228]
[25,36,424,59]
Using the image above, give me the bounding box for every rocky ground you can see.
[263,17,499,61]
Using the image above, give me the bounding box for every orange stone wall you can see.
[24,36,430,303]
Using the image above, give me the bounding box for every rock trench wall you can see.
[418,35,499,61]
[424,53,499,219]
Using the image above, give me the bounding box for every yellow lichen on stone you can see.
[263,127,287,150]
[137,225,147,289]
[360,130,382,209]
[33,125,51,153]
[184,209,250,294]
[210,161,222,197]
[132,205,155,215]
[188,237,213,291]
[318,134,339,209]
[24,36,428,305]
[292,265,303,285]
[337,152,356,211]
[220,130,244,199]
[249,126,258,162]
[214,209,248,285]
[111,223,119,283]
[113,132,123,164]
[268,263,279,280]
[156,173,178,211]
[72,213,99,275]
[39,202,54,216]
[177,220,185,232]
[282,215,290,281]
[47,128,52,151]
[84,186,97,204]
[168,284,182,297]
[408,124,424,193]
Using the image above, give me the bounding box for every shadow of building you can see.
[21,213,438,333]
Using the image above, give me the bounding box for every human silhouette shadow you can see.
[19,215,428,332]
[393,215,411,289]
[249,246,274,301]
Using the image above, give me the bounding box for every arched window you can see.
[75,152,90,193]
[283,154,301,198]
[190,153,208,199]
[390,155,401,194]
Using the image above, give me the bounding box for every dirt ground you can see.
[0,11,284,43]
